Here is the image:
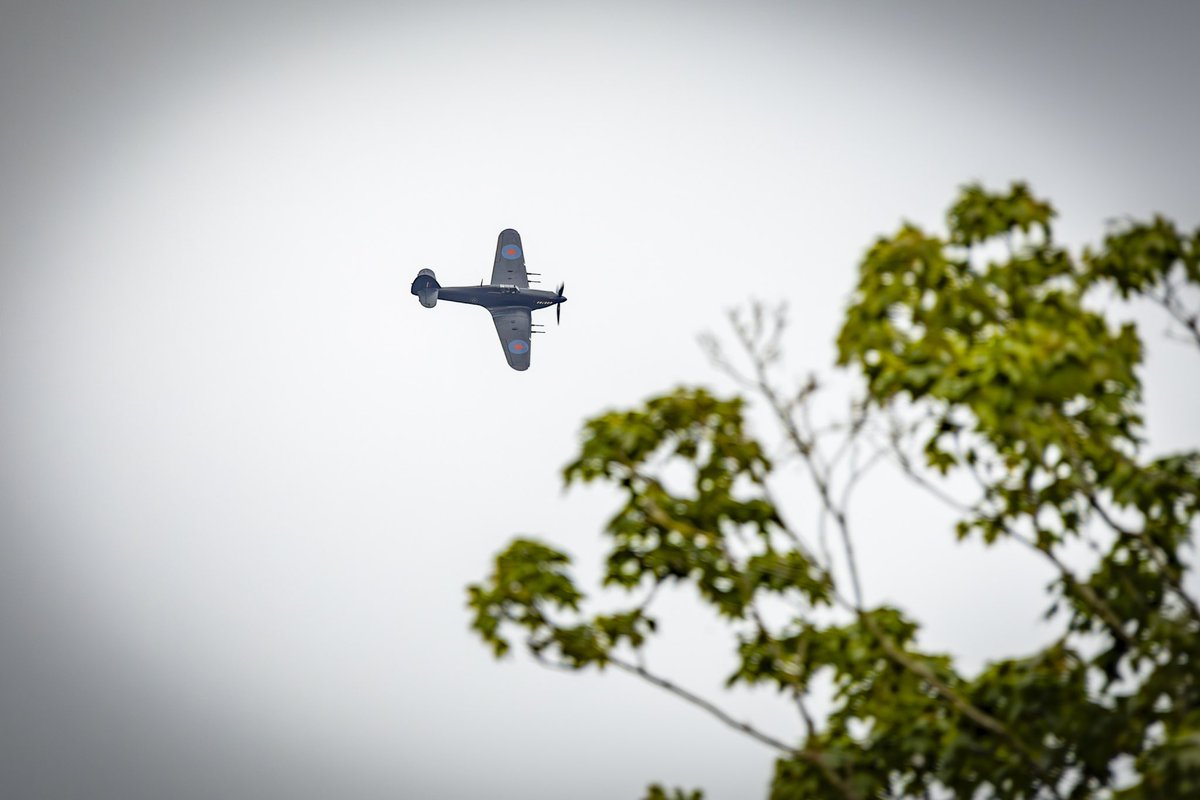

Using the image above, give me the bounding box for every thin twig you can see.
[1007,531,1138,650]
[721,303,1065,798]
[1088,495,1200,623]
[1156,282,1200,350]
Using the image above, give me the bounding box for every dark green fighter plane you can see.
[410,229,566,371]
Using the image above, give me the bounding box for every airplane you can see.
[410,228,566,371]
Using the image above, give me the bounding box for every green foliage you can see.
[467,183,1199,798]
[947,181,1056,245]
[837,182,1144,510]
[642,785,704,800]
[562,387,832,616]
[832,183,1199,797]
[754,608,961,799]
[467,538,584,659]
[1083,215,1200,298]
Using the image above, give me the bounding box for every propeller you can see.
[555,282,566,325]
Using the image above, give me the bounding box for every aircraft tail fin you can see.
[411,269,440,308]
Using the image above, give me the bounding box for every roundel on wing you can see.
[508,339,529,355]
[501,243,523,260]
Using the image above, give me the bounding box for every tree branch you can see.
[1088,495,1200,623]
[1007,531,1139,650]
[724,305,1065,798]
[605,656,863,800]
[855,612,1065,800]
[885,418,977,515]
[725,309,867,609]
[1155,281,1200,350]
[1043,436,1200,625]
[714,302,1076,797]
[886,422,1140,651]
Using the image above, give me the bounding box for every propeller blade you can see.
[556,282,565,325]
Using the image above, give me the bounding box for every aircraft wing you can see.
[490,228,529,288]
[489,306,532,371]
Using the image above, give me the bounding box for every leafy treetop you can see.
[468,183,1200,799]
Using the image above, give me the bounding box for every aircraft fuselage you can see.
[437,285,566,312]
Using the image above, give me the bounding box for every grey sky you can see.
[3,2,1199,798]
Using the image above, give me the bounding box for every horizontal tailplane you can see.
[411,268,440,308]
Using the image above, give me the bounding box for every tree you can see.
[467,184,1200,799]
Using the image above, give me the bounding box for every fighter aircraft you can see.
[410,229,566,371]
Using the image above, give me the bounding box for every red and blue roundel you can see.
[508,339,529,355]
[501,243,523,260]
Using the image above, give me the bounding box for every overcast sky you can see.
[3,2,1199,798]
